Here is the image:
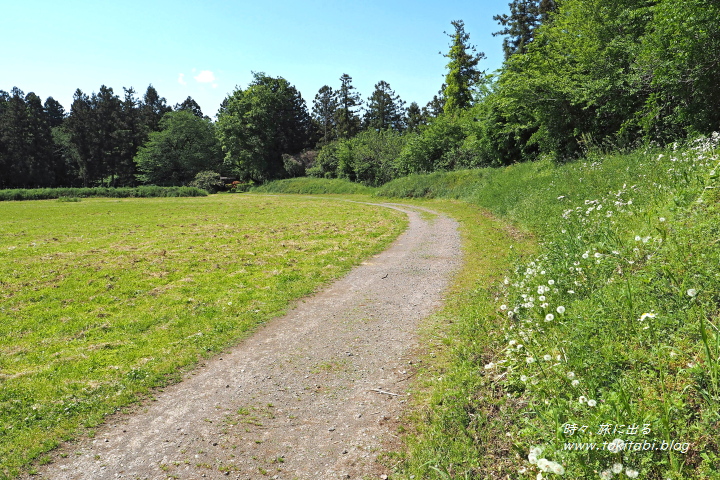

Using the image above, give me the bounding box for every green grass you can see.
[379,134,720,479]
[0,194,406,478]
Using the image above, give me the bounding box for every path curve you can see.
[31,203,462,480]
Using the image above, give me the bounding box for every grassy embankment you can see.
[0,194,406,478]
[258,133,720,479]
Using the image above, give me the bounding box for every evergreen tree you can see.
[312,85,337,146]
[424,87,446,119]
[442,20,485,114]
[174,96,205,118]
[65,89,95,186]
[0,88,57,187]
[493,0,556,59]
[405,102,426,132]
[141,85,171,132]
[43,97,66,128]
[334,74,362,139]
[363,80,406,132]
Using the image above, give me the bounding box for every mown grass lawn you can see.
[0,193,406,478]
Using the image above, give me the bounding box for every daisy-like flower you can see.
[587,399,597,407]
[567,371,576,379]
[638,312,656,321]
[543,354,552,361]
[484,362,495,370]
[626,468,639,478]
[687,288,698,297]
[600,470,613,480]
[500,304,508,310]
[556,306,566,314]
[548,279,555,285]
[612,463,623,474]
[572,379,580,386]
[527,357,536,364]
[579,396,587,404]
[545,314,554,322]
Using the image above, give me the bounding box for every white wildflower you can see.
[607,438,626,453]
[638,312,656,321]
[587,399,597,407]
[557,306,566,314]
[625,468,639,478]
[545,314,554,322]
[687,288,697,297]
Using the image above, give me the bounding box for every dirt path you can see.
[31,203,461,480]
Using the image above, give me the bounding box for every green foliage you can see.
[493,0,556,58]
[442,20,485,114]
[309,129,406,186]
[363,80,406,132]
[311,85,337,146]
[395,113,491,176]
[251,177,376,195]
[135,110,222,186]
[189,170,223,193]
[334,74,363,139]
[216,73,312,182]
[637,0,720,140]
[0,186,207,201]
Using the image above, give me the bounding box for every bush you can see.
[0,186,208,201]
[189,171,223,193]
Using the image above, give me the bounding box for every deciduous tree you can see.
[217,73,312,182]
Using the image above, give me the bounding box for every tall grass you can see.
[381,134,720,479]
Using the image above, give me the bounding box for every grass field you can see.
[0,194,406,478]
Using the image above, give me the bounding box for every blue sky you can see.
[4,0,511,118]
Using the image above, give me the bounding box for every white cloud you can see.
[194,70,216,83]
[178,73,187,86]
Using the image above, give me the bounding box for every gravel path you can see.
[31,203,461,480]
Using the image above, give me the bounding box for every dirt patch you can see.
[28,204,461,480]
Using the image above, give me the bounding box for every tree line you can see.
[2,0,718,189]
